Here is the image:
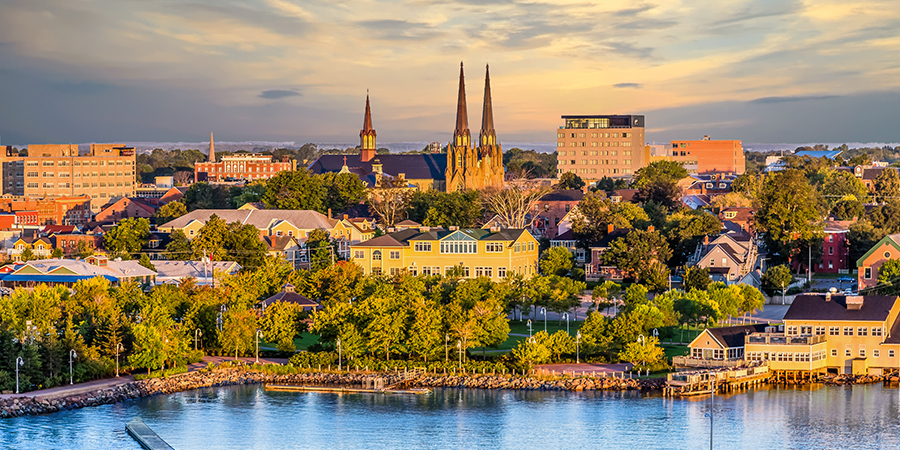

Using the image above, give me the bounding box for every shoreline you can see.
[0,364,892,419]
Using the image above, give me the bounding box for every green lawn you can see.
[293,332,320,351]
[508,319,584,337]
[662,344,689,359]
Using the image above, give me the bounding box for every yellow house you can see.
[745,293,900,376]
[351,227,540,281]
[8,237,53,261]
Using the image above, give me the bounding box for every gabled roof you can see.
[150,260,241,278]
[307,154,448,181]
[784,294,898,322]
[857,234,900,267]
[395,219,422,227]
[259,291,319,309]
[356,227,530,247]
[609,189,638,202]
[264,235,300,251]
[161,209,337,231]
[354,234,407,247]
[552,229,576,241]
[540,190,584,202]
[691,324,769,349]
[42,225,78,235]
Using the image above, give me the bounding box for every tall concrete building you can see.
[1,144,136,212]
[556,115,646,180]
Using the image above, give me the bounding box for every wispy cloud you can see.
[613,83,642,89]
[259,89,301,99]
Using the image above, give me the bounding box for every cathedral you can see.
[307,62,504,192]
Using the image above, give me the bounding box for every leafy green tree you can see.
[225,222,268,268]
[557,172,585,190]
[190,214,228,261]
[138,254,155,272]
[262,170,327,212]
[632,160,688,189]
[364,296,407,360]
[578,311,612,356]
[622,284,650,312]
[761,265,793,297]
[544,330,575,361]
[104,218,150,258]
[754,170,824,265]
[407,190,483,228]
[19,247,35,262]
[877,259,900,285]
[821,170,869,209]
[228,182,267,209]
[407,299,444,362]
[540,246,574,276]
[571,192,650,247]
[75,240,94,259]
[874,168,900,201]
[591,280,620,314]
[511,331,551,368]
[320,172,367,213]
[182,182,229,211]
[634,180,683,211]
[601,230,671,283]
[128,298,184,370]
[221,304,258,359]
[260,301,306,352]
[737,284,765,323]
[50,247,64,258]
[684,267,711,291]
[165,230,192,260]
[155,201,188,225]
[664,210,722,267]
[618,336,666,370]
[731,172,763,200]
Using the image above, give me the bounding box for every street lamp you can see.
[195,329,203,351]
[540,307,547,333]
[457,340,462,369]
[69,349,77,385]
[445,334,450,361]
[337,338,342,371]
[526,319,533,337]
[575,331,581,364]
[115,343,124,377]
[256,330,263,364]
[782,281,786,305]
[15,356,23,394]
[562,312,569,335]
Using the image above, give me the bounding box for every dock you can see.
[264,384,432,395]
[664,363,770,397]
[126,417,175,450]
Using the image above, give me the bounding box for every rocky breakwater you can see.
[823,373,885,386]
[412,374,666,392]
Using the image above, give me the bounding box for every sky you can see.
[1,0,899,147]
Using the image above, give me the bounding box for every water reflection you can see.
[0,384,898,449]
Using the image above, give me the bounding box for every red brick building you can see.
[94,197,156,223]
[195,153,295,182]
[529,189,583,239]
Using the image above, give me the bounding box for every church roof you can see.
[455,62,469,136]
[480,64,494,136]
[308,154,447,181]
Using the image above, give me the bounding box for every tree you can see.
[221,304,258,359]
[618,336,666,370]
[877,259,900,285]
[632,160,688,189]
[684,267,711,291]
[190,215,228,261]
[165,230,192,260]
[540,247,574,276]
[19,247,35,262]
[511,331,551,368]
[544,330,575,361]
[874,168,900,201]
[50,248,64,258]
[634,180,683,211]
[407,299,444,362]
[483,184,552,229]
[75,240,94,259]
[664,210,722,267]
[262,170,327,212]
[821,170,868,210]
[591,281,620,315]
[364,296,407,360]
[155,201,188,225]
[570,192,649,247]
[761,265,793,297]
[556,172,585,190]
[320,172,367,213]
[711,192,754,209]
[182,182,229,211]
[228,182,267,209]
[754,170,824,265]
[601,230,672,282]
[367,188,411,228]
[104,218,150,258]
[260,301,306,352]
[224,222,268,268]
[138,254,155,272]
[407,190,483,228]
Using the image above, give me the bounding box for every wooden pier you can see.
[126,417,175,450]
[664,364,770,397]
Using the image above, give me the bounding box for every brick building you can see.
[669,137,745,175]
[194,153,295,183]
[529,189,583,239]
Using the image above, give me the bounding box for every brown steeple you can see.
[479,64,496,147]
[452,62,471,149]
[359,92,377,162]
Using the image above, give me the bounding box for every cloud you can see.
[749,95,839,104]
[613,83,642,89]
[357,19,442,41]
[259,89,301,99]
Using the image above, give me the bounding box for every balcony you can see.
[745,333,826,345]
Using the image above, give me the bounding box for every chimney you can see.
[648,225,655,232]
[607,224,614,234]
[343,214,349,220]
[327,208,332,218]
[420,226,430,232]
[846,295,864,310]
[490,226,500,233]
[450,226,459,231]
[703,235,709,245]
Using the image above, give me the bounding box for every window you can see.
[372,267,382,275]
[829,326,839,335]
[858,327,867,336]
[885,251,892,259]
[414,242,432,252]
[859,347,866,358]
[865,267,872,279]
[786,326,797,335]
[845,348,852,356]
[873,327,883,337]
[372,250,382,260]
[800,326,812,335]
[831,349,837,357]
[528,242,535,252]
[440,240,477,254]
[498,267,507,278]
[390,268,401,275]
[815,326,826,335]
[354,251,364,259]
[514,243,521,253]
[486,242,504,252]
[829,247,833,255]
[891,350,896,358]
[843,327,854,336]
[389,251,400,260]
[874,350,880,358]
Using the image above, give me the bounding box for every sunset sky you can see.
[1,0,899,146]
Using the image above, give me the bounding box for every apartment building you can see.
[194,153,294,183]
[1,144,136,212]
[556,115,646,180]
[744,293,900,376]
[668,137,745,175]
[351,227,540,281]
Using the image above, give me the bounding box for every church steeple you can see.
[479,64,496,148]
[208,132,215,162]
[452,62,471,149]
[360,93,377,162]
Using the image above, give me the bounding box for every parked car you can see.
[837,276,854,283]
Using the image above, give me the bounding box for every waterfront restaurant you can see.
[675,324,769,369]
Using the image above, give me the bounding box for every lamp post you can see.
[115,343,124,377]
[337,337,342,371]
[637,334,646,376]
[256,330,263,364]
[457,340,462,369]
[540,307,547,333]
[69,349,77,385]
[782,281,786,305]
[195,329,203,351]
[562,312,569,335]
[445,334,450,361]
[15,356,23,394]
[526,319,532,337]
[576,331,581,364]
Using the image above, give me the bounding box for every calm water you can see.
[2,383,900,449]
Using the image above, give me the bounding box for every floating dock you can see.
[664,364,770,397]
[264,384,432,395]
[126,417,175,450]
